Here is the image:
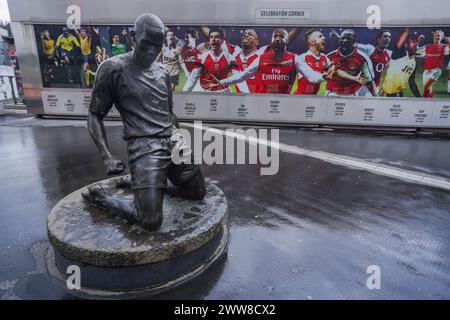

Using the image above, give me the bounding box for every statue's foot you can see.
[82,185,107,209]
[115,176,132,189]
[83,185,138,224]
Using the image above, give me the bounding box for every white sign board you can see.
[41,90,450,128]
[42,90,120,116]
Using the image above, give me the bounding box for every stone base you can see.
[46,175,228,299]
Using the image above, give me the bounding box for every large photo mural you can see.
[34,24,450,98]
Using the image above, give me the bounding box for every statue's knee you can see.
[194,183,206,200]
[138,202,162,219]
[186,171,206,200]
[141,215,163,231]
[135,192,164,230]
[137,206,163,231]
[184,182,206,200]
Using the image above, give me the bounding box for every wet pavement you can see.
[0,114,449,299]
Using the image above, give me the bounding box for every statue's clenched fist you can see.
[104,156,125,175]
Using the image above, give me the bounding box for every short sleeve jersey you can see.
[232,46,266,93]
[357,44,392,86]
[162,44,181,77]
[89,52,176,140]
[181,45,199,73]
[295,50,331,94]
[194,50,236,91]
[78,35,92,56]
[253,46,297,94]
[423,44,449,70]
[111,43,127,56]
[43,39,55,56]
[327,48,374,94]
[56,34,80,52]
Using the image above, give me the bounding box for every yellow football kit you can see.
[43,38,55,56]
[56,34,80,52]
[78,35,92,55]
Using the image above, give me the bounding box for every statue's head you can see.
[132,14,165,68]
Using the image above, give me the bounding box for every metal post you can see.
[8,76,17,105]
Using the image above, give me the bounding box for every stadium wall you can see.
[8,0,450,128]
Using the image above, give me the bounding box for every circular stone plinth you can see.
[46,175,228,297]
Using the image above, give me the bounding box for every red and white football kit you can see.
[183,49,236,92]
[326,48,374,96]
[181,45,199,74]
[232,46,266,93]
[357,44,392,87]
[220,46,297,94]
[420,44,450,94]
[224,41,241,56]
[422,44,449,71]
[294,50,332,94]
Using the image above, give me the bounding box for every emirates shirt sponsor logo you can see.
[261,67,292,81]
[262,73,290,80]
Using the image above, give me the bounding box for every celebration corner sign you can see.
[255,8,311,19]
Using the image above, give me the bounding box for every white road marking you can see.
[182,122,450,191]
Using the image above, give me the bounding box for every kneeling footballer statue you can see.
[83,14,206,231]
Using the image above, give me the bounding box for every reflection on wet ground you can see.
[0,116,449,299]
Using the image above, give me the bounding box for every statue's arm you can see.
[88,61,125,175]
[87,111,111,159]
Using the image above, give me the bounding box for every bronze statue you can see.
[82,14,206,231]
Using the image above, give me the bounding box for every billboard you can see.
[34,24,450,99]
